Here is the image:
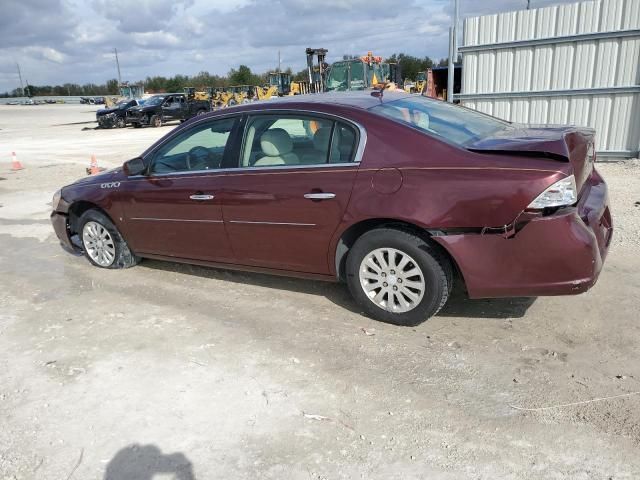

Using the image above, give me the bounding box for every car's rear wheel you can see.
[346,228,451,326]
[78,210,139,269]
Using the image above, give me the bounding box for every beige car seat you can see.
[254,128,299,166]
[301,127,338,164]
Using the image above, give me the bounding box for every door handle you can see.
[189,194,215,201]
[304,192,336,200]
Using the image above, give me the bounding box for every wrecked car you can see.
[96,99,141,128]
[126,93,210,128]
[51,91,612,326]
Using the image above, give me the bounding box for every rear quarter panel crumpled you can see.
[338,113,569,231]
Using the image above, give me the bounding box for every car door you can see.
[222,113,362,274]
[120,116,240,262]
[161,96,180,121]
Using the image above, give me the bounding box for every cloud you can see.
[130,32,182,48]
[24,47,66,63]
[0,0,581,92]
[0,0,76,48]
[92,0,195,33]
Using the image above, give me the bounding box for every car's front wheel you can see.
[346,228,451,326]
[115,117,126,128]
[78,209,139,269]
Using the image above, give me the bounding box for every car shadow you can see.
[438,288,536,319]
[103,444,195,480]
[141,260,536,320]
[141,259,362,315]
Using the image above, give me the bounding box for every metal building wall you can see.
[457,0,640,159]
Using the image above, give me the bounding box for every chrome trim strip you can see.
[304,192,336,200]
[131,217,223,223]
[127,162,360,179]
[228,220,316,226]
[189,194,215,200]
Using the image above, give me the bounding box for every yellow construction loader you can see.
[184,87,210,101]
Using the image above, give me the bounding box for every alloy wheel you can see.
[82,221,116,267]
[359,247,425,313]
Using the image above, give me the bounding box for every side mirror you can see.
[123,157,146,176]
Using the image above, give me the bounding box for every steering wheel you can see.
[186,146,214,171]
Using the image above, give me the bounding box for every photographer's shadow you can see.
[104,444,195,480]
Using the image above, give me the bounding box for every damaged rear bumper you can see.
[434,169,612,298]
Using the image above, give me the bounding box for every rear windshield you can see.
[369,96,508,146]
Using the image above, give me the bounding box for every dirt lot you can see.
[1,104,640,479]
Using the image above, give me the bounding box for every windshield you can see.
[145,96,165,106]
[116,100,133,109]
[370,96,509,146]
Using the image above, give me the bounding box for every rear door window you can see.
[240,115,359,167]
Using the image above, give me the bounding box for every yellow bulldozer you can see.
[403,71,427,94]
[184,86,210,101]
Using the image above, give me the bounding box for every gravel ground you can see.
[1,105,639,479]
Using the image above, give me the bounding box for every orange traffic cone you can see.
[10,151,24,171]
[88,154,100,175]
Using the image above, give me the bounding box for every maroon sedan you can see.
[51,91,612,325]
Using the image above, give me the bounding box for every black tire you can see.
[196,109,206,116]
[345,228,451,326]
[115,117,126,128]
[78,209,140,269]
[150,115,161,128]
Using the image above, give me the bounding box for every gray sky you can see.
[0,0,580,92]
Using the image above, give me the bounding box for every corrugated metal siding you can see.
[458,0,640,159]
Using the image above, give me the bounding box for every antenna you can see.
[114,48,122,84]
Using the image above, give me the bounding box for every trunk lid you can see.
[468,125,596,191]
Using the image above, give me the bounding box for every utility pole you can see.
[278,50,282,73]
[447,0,459,103]
[16,63,24,96]
[527,0,531,9]
[114,48,122,85]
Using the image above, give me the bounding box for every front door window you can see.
[150,117,236,174]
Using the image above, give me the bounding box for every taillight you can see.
[527,175,577,209]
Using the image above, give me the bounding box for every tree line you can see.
[0,53,456,98]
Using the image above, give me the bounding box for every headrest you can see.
[313,127,332,151]
[261,128,293,156]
